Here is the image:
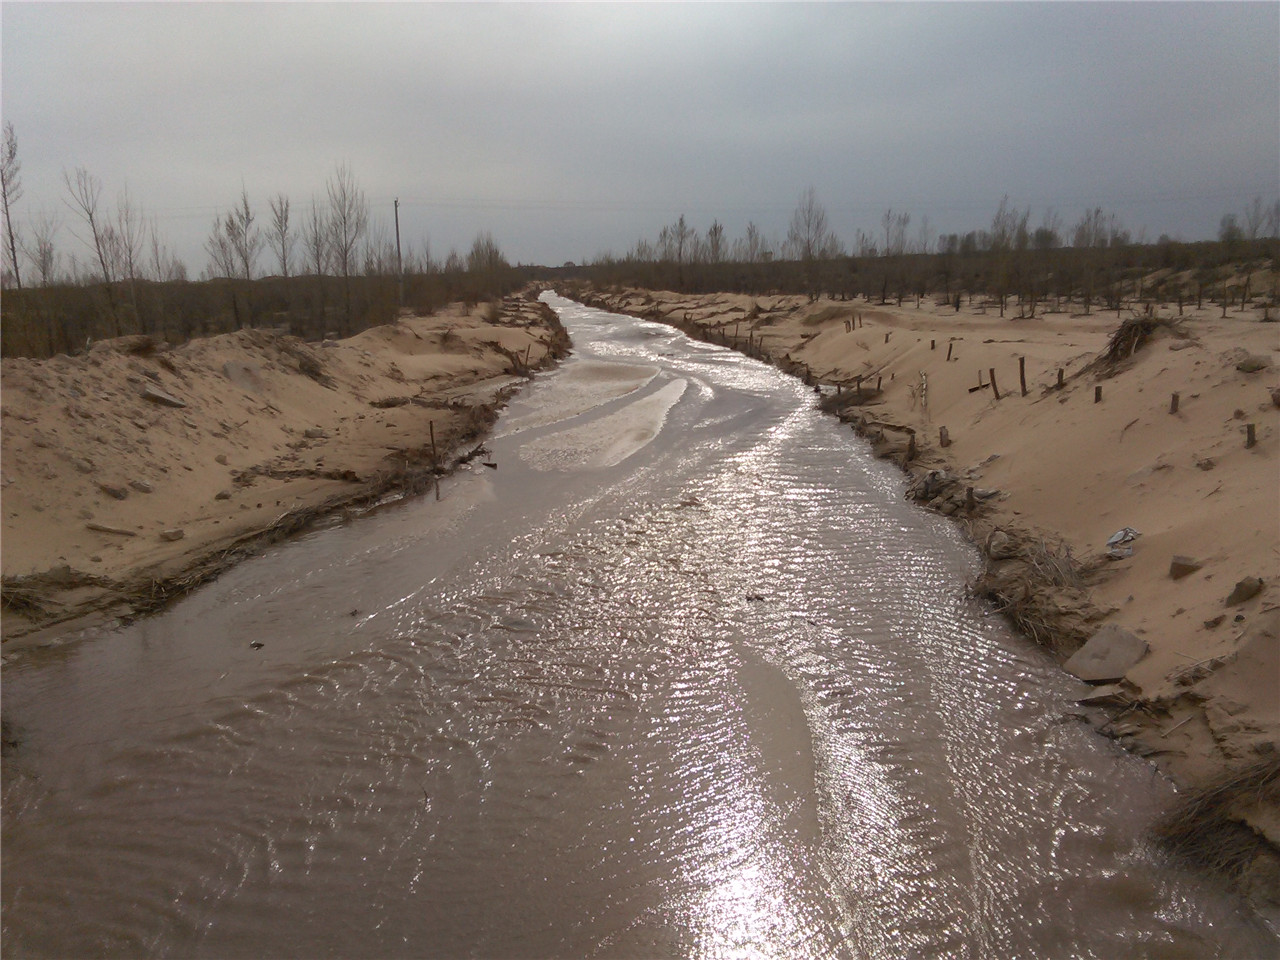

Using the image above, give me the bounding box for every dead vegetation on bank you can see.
[1153,758,1280,909]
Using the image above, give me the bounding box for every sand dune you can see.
[1,294,568,640]
[578,284,1278,850]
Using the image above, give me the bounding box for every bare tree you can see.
[1219,213,1244,245]
[1072,207,1107,248]
[988,196,1028,253]
[1243,196,1265,241]
[63,166,118,287]
[787,189,836,301]
[406,236,434,274]
[203,215,238,278]
[466,231,506,274]
[115,184,145,284]
[301,194,330,276]
[743,222,769,262]
[361,219,397,276]
[23,207,60,286]
[226,188,262,280]
[705,220,726,263]
[268,193,293,277]
[855,229,878,258]
[148,217,185,282]
[913,215,932,255]
[788,187,833,263]
[1033,208,1062,250]
[326,163,368,330]
[879,208,909,257]
[1,122,22,288]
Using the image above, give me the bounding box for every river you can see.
[2,293,1275,958]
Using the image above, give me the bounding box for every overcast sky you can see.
[3,2,1277,275]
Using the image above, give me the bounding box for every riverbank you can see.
[1,292,569,643]
[570,283,1279,894]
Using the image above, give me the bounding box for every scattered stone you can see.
[215,454,229,465]
[72,458,95,474]
[1063,624,1149,683]
[1168,340,1194,351]
[128,479,154,494]
[986,530,1018,560]
[86,522,136,537]
[1075,683,1132,706]
[303,428,329,439]
[1236,355,1270,373]
[1233,408,1247,420]
[159,528,185,542]
[1195,457,1216,471]
[1272,388,1280,409]
[250,641,265,649]
[142,383,186,408]
[1225,576,1264,606]
[1203,614,1226,629]
[214,490,232,501]
[1169,555,1203,580]
[97,482,129,500]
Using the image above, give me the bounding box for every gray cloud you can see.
[3,2,1276,273]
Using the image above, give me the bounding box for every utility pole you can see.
[394,197,403,310]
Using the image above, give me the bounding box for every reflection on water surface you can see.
[2,294,1275,958]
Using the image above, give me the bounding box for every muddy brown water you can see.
[3,294,1276,958]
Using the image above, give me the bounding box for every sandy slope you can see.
[1,294,567,640]
[578,284,1279,849]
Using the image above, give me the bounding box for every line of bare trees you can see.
[572,188,1280,313]
[0,124,530,358]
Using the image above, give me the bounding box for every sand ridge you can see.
[1,293,568,640]
[575,285,1279,829]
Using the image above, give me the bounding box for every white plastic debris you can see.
[1106,527,1141,559]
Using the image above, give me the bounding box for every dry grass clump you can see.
[1153,758,1280,888]
[1086,314,1185,377]
[967,526,1101,654]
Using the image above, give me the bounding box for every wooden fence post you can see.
[989,368,1001,400]
[1019,356,1027,396]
